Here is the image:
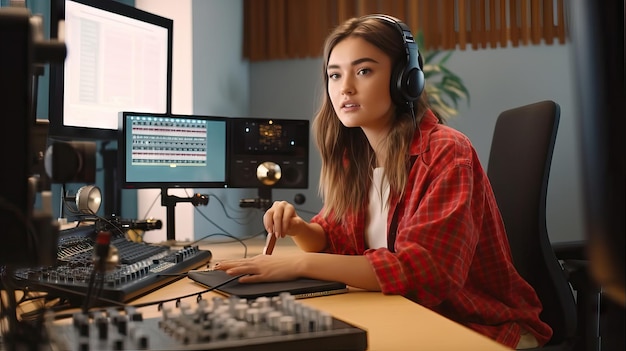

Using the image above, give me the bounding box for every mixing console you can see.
[45,292,368,350]
[12,224,212,305]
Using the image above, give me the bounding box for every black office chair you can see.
[486,100,578,350]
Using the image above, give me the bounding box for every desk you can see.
[127,237,512,351]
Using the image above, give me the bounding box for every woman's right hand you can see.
[263,200,304,238]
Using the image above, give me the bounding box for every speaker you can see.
[228,118,308,189]
[364,14,425,107]
[44,140,96,183]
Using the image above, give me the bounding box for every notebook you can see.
[187,270,348,299]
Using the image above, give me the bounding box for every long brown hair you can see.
[313,15,431,221]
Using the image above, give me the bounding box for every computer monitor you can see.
[48,0,173,141]
[228,117,309,189]
[118,112,228,189]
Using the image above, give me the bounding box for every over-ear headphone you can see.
[363,14,425,107]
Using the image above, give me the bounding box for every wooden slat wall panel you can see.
[458,0,467,49]
[543,0,554,44]
[313,0,331,57]
[406,0,420,39]
[499,0,507,47]
[243,0,268,61]
[420,0,431,50]
[478,0,486,48]
[470,0,479,49]
[358,0,377,16]
[267,0,285,59]
[521,0,530,45]
[243,0,568,61]
[555,0,566,44]
[488,0,497,48]
[337,0,356,23]
[443,0,455,49]
[531,0,541,44]
[286,0,308,57]
[510,0,519,46]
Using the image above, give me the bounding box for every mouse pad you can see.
[188,270,348,299]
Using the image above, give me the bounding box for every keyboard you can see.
[13,225,212,305]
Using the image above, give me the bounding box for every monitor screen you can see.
[119,112,228,189]
[48,0,173,141]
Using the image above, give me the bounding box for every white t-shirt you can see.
[365,167,390,249]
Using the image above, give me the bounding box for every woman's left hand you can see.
[212,254,303,283]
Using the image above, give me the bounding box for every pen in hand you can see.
[263,232,276,255]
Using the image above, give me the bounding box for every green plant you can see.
[417,32,470,120]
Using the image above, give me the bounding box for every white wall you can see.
[134,0,256,243]
[189,1,266,243]
[249,43,585,243]
[447,44,584,243]
[134,0,194,242]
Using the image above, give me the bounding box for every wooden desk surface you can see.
[128,237,512,351]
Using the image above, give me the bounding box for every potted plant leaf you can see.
[417,32,470,120]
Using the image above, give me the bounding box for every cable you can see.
[187,231,265,259]
[185,189,261,235]
[129,273,247,309]
[49,273,247,321]
[207,193,257,225]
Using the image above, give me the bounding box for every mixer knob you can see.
[228,320,247,338]
[267,311,283,329]
[256,296,270,308]
[78,339,89,351]
[234,303,247,320]
[319,311,333,329]
[96,318,108,340]
[246,308,261,324]
[112,338,124,350]
[130,311,143,322]
[117,315,128,335]
[129,325,149,349]
[279,315,296,334]
[137,334,149,349]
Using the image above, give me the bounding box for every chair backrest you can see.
[487,100,577,348]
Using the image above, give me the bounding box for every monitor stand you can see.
[101,143,120,216]
[161,187,209,241]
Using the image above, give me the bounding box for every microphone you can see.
[239,198,272,210]
[118,218,163,231]
[92,231,118,272]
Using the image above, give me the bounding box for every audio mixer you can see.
[44,292,368,350]
[12,224,212,305]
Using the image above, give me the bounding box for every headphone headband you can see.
[363,14,425,106]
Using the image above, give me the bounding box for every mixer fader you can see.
[46,292,368,350]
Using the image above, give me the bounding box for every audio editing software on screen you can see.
[130,117,208,166]
[123,114,227,186]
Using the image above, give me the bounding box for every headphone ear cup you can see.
[390,63,407,106]
[404,66,425,102]
[391,66,425,106]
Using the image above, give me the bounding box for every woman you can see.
[215,14,552,349]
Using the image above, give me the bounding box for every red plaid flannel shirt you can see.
[311,110,552,348]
